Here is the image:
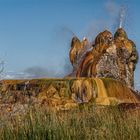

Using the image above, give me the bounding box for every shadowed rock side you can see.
[0,78,140,110]
[69,28,139,89]
[114,28,138,88]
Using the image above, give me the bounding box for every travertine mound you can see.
[0,78,139,110]
[0,28,139,111]
[69,28,139,89]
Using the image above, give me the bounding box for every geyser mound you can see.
[69,28,139,89]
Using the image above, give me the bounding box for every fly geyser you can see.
[0,28,140,111]
[69,28,139,89]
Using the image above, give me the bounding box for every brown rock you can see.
[76,30,113,77]
[69,36,91,75]
[38,85,57,98]
[68,28,139,89]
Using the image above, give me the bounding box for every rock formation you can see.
[0,78,140,111]
[114,28,139,88]
[69,36,91,76]
[69,28,139,89]
[76,30,114,77]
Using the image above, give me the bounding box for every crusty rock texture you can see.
[0,78,140,111]
[114,28,138,88]
[69,37,91,76]
[69,28,139,89]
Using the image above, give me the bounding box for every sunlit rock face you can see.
[69,36,91,76]
[76,30,115,77]
[0,78,140,111]
[69,28,139,89]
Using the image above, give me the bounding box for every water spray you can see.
[119,6,126,28]
[61,26,76,37]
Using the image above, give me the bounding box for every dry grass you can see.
[0,78,140,139]
[0,104,140,140]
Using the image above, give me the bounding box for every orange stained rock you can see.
[69,36,90,69]
[76,30,114,77]
[76,51,93,77]
[76,43,111,77]
[69,36,83,67]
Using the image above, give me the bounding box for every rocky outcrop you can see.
[69,37,91,76]
[114,28,138,88]
[69,28,139,89]
[0,78,140,111]
[76,30,114,78]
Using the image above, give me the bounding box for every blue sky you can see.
[0,0,139,88]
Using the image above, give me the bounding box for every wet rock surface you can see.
[0,78,140,113]
[70,28,139,89]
